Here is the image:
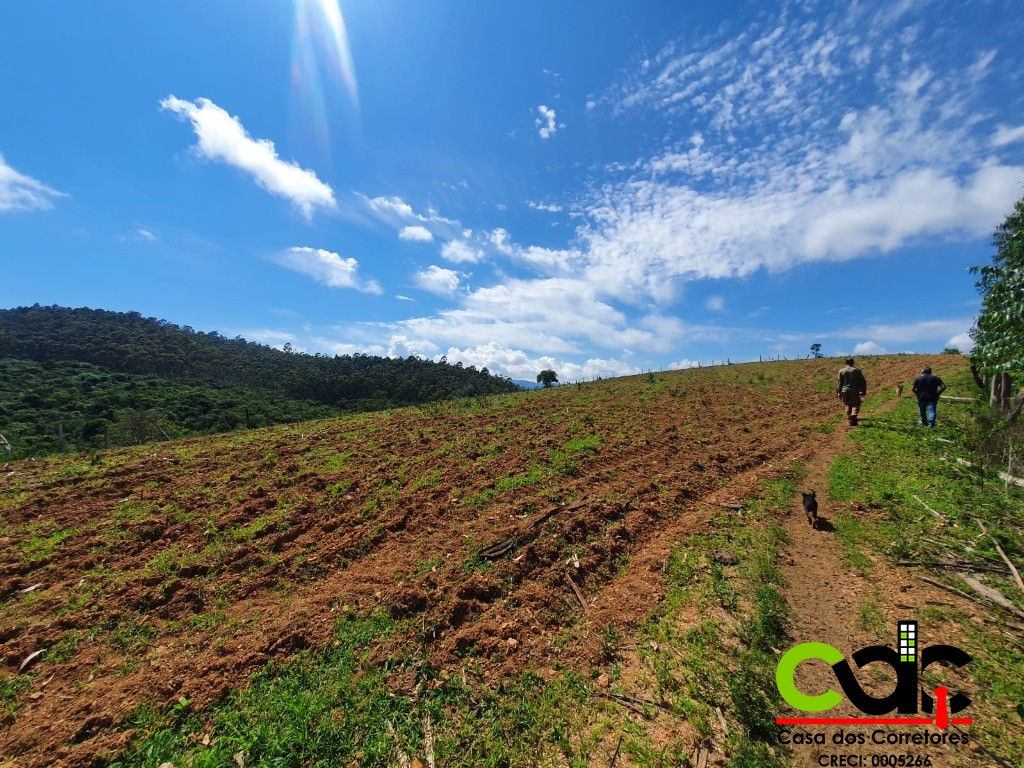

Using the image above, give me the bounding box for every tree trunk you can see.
[1006,388,1024,425]
[991,372,1011,411]
[970,364,987,391]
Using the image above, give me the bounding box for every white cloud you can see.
[945,332,974,352]
[366,277,710,361]
[395,295,414,302]
[489,228,514,254]
[668,359,701,370]
[161,96,335,218]
[440,341,636,381]
[571,3,1024,304]
[387,334,436,359]
[0,153,66,212]
[136,228,157,242]
[415,265,461,295]
[366,195,417,219]
[833,318,974,345]
[399,225,434,242]
[270,4,1018,379]
[277,247,382,293]
[238,328,298,349]
[535,105,559,139]
[853,341,888,355]
[992,124,1024,147]
[441,239,484,264]
[527,200,564,213]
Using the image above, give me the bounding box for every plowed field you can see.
[0,356,956,766]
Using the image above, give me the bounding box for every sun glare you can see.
[291,0,359,155]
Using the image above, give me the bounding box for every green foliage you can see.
[536,369,558,388]
[970,192,1024,377]
[0,306,520,457]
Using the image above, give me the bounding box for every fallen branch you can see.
[974,517,1024,594]
[956,457,1024,488]
[920,576,1024,621]
[920,577,980,602]
[597,692,649,718]
[528,495,591,530]
[896,560,1010,575]
[912,494,946,520]
[608,735,623,768]
[565,573,589,613]
[423,708,436,768]
[598,691,672,715]
[478,539,516,560]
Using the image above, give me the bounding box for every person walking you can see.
[837,358,867,426]
[912,366,946,428]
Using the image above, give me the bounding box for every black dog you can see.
[801,491,819,528]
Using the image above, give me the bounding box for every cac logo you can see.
[776,621,972,727]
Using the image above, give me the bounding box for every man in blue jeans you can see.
[912,367,946,427]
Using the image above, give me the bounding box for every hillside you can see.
[0,306,519,457]
[3,354,1022,768]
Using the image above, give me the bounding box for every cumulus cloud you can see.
[238,328,298,349]
[441,239,484,264]
[415,265,461,295]
[706,295,725,312]
[277,247,382,293]
[161,96,335,218]
[399,225,434,242]
[0,153,66,212]
[945,332,974,352]
[439,341,636,381]
[853,341,888,355]
[535,105,559,139]
[387,334,435,359]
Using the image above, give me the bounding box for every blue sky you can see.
[2,0,1023,381]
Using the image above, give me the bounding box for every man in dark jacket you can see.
[837,358,868,425]
[912,367,946,428]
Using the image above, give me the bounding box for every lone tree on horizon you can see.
[537,369,558,388]
[810,343,823,358]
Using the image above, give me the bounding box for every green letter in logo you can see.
[776,642,844,712]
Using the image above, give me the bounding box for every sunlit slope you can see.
[0,355,968,766]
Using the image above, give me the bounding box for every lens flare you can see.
[291,0,359,162]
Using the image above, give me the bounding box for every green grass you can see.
[109,611,596,768]
[825,369,1024,764]
[627,473,797,767]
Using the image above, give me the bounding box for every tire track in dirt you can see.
[780,394,987,768]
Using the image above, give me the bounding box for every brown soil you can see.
[0,356,967,767]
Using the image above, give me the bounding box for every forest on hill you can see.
[0,305,520,457]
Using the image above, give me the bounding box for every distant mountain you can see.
[513,379,543,390]
[0,305,520,457]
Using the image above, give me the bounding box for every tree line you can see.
[0,306,520,457]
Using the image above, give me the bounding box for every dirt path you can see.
[779,396,984,768]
